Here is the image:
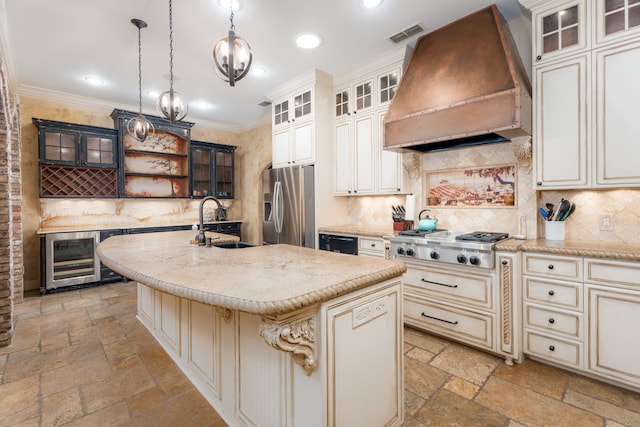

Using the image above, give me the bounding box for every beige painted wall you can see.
[20,96,271,291]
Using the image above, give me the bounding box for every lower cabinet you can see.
[136,279,404,427]
[358,236,388,259]
[522,253,640,391]
[403,257,520,364]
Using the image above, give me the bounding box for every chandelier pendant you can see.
[213,9,252,87]
[128,18,154,142]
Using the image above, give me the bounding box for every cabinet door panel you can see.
[272,129,290,168]
[534,54,589,188]
[293,122,313,165]
[334,121,351,194]
[595,41,640,186]
[354,115,374,194]
[588,285,640,386]
[378,111,402,193]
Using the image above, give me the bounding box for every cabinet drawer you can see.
[524,303,582,339]
[524,276,583,311]
[523,253,582,281]
[524,329,583,369]
[404,293,493,350]
[358,237,384,253]
[585,258,640,289]
[404,264,493,310]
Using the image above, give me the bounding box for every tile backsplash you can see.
[348,139,640,243]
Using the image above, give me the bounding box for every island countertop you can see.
[97,230,407,316]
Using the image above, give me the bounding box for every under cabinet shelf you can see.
[124,149,188,158]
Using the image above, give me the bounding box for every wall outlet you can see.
[600,214,614,231]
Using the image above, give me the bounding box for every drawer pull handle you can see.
[548,290,555,296]
[421,278,458,288]
[421,312,458,325]
[548,264,554,270]
[548,318,555,324]
[548,345,555,352]
[371,243,376,247]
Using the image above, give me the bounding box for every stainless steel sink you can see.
[213,242,253,249]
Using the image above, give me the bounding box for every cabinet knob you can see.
[536,182,542,186]
[548,290,555,296]
[501,260,508,266]
[536,55,542,61]
[548,264,554,270]
[353,111,357,115]
[371,243,375,247]
[548,345,555,352]
[548,318,555,324]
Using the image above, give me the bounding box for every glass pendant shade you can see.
[213,15,252,86]
[127,114,154,142]
[156,89,188,123]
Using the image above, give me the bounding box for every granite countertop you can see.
[318,225,398,239]
[37,220,243,235]
[97,230,407,316]
[496,238,640,262]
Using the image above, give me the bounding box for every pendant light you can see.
[128,19,154,142]
[156,0,188,123]
[213,6,252,87]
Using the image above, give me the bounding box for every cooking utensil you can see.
[539,207,548,220]
[553,199,571,221]
[418,209,438,230]
[561,202,576,221]
[546,203,554,219]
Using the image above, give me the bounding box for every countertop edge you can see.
[495,239,640,262]
[38,220,243,235]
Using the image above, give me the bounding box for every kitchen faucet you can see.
[198,196,222,245]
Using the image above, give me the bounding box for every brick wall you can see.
[0,45,23,348]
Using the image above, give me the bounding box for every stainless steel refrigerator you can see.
[262,165,315,248]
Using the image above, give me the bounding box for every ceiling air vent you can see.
[258,101,272,107]
[388,23,424,43]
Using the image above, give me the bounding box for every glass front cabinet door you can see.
[190,141,236,199]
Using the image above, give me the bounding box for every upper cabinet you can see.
[267,70,333,169]
[333,56,404,196]
[111,109,194,198]
[522,0,640,189]
[527,0,590,65]
[34,118,119,198]
[595,0,640,46]
[190,141,236,199]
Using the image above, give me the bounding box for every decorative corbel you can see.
[402,152,422,180]
[260,307,317,375]
[215,307,233,323]
[512,136,532,169]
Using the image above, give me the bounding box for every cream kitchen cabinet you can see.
[523,0,590,65]
[358,236,387,259]
[533,53,590,189]
[403,258,521,364]
[585,258,640,390]
[524,0,640,189]
[333,55,404,196]
[522,252,585,370]
[268,70,332,169]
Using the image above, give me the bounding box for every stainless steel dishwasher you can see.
[318,233,358,255]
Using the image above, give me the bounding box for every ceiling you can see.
[0,0,529,131]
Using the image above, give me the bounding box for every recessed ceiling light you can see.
[147,90,160,98]
[84,76,104,86]
[251,67,266,76]
[218,0,240,11]
[361,0,383,8]
[295,33,323,49]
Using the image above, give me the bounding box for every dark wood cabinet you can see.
[34,118,118,197]
[111,109,194,198]
[190,141,236,199]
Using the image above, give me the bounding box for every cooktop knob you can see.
[430,251,440,260]
[457,254,467,264]
[397,247,405,255]
[406,248,415,256]
[469,256,480,266]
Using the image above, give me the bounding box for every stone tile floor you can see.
[0,282,638,426]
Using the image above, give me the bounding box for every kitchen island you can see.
[97,230,406,427]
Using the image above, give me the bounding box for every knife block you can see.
[393,220,414,231]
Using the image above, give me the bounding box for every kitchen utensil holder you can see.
[393,220,414,231]
[544,221,565,240]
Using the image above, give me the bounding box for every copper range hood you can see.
[384,5,531,152]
